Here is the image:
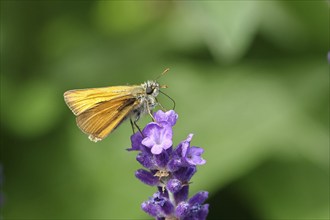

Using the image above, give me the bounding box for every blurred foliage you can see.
[0,1,329,219]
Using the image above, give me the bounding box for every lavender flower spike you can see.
[129,110,209,220]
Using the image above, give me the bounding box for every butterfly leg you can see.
[146,103,155,122]
[130,114,144,137]
[130,118,136,134]
[134,119,144,137]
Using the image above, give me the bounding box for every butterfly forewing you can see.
[64,86,139,116]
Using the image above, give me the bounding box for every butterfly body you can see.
[64,80,163,142]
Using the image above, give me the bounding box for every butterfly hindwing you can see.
[76,96,140,142]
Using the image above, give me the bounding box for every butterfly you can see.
[64,69,173,142]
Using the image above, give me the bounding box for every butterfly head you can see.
[144,80,167,97]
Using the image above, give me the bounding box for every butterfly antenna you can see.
[155,68,170,81]
[159,90,176,110]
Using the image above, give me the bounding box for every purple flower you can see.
[175,134,206,166]
[176,134,194,158]
[185,147,206,166]
[173,166,196,182]
[176,191,209,220]
[166,178,182,193]
[142,123,173,154]
[176,199,209,219]
[135,169,159,186]
[173,185,189,205]
[142,192,174,218]
[129,110,209,219]
[136,152,156,170]
[127,132,144,151]
[154,110,178,126]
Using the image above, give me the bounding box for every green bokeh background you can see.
[1,1,329,219]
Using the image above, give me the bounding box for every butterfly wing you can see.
[64,85,144,141]
[64,86,138,116]
[76,96,140,142]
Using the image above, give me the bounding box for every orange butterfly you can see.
[64,69,171,142]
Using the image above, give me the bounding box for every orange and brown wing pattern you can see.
[64,86,137,116]
[76,96,140,142]
[64,85,145,141]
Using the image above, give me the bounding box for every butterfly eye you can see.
[146,86,153,95]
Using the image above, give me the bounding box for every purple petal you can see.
[160,199,174,215]
[175,202,190,218]
[188,191,209,205]
[142,123,173,155]
[142,123,161,141]
[174,185,189,204]
[141,201,159,217]
[173,166,196,182]
[141,123,160,147]
[167,155,183,172]
[154,110,178,126]
[154,151,169,168]
[142,137,156,148]
[181,203,209,220]
[154,192,174,215]
[151,144,164,154]
[196,204,209,220]
[127,132,144,151]
[175,134,193,157]
[176,195,209,220]
[135,169,159,186]
[185,146,206,166]
[136,153,155,169]
[166,178,182,193]
[142,192,174,218]
[162,138,172,150]
[165,146,173,154]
